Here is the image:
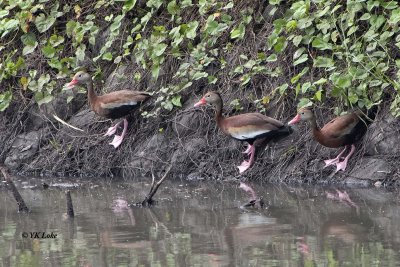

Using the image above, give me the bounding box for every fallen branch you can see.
[53,113,84,132]
[139,165,172,207]
[0,165,30,213]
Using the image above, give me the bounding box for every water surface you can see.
[1,177,400,266]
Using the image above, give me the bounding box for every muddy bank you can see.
[1,84,399,187]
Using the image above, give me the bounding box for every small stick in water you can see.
[139,165,172,207]
[0,165,30,213]
[66,190,74,218]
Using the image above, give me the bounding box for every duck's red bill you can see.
[194,98,206,107]
[288,114,301,125]
[66,79,78,89]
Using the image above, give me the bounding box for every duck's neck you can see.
[310,115,325,143]
[214,99,224,127]
[86,80,97,108]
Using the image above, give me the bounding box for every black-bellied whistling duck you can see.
[194,92,293,173]
[288,107,375,172]
[66,71,151,148]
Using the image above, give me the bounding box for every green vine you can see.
[1,0,400,117]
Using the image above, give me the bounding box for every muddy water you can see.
[1,177,400,267]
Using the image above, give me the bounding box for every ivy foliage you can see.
[0,0,400,117]
[269,0,400,115]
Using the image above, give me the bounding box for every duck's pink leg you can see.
[104,120,122,136]
[336,144,356,172]
[237,144,256,174]
[109,119,128,148]
[324,146,348,167]
[242,144,252,154]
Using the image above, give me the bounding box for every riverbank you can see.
[1,83,399,187]
[1,1,399,187]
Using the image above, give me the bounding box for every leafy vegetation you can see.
[0,0,399,116]
[269,0,400,115]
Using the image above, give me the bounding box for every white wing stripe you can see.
[101,101,138,109]
[231,130,270,140]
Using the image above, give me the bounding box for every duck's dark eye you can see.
[78,74,82,78]
[206,95,210,98]
[301,112,304,115]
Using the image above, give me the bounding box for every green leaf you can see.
[110,14,124,32]
[370,15,386,30]
[0,10,9,19]
[292,35,303,46]
[1,19,19,37]
[192,71,208,80]
[223,2,234,9]
[291,67,309,84]
[244,59,256,69]
[230,23,245,39]
[186,21,198,39]
[181,0,193,8]
[313,56,334,68]
[153,43,168,57]
[286,20,297,32]
[240,74,251,86]
[35,13,56,33]
[290,1,309,19]
[360,13,371,20]
[151,63,160,78]
[352,54,364,63]
[312,37,332,50]
[314,90,322,101]
[293,54,308,66]
[171,95,182,107]
[35,91,54,106]
[76,44,86,62]
[49,34,64,47]
[266,54,277,62]
[348,90,358,104]
[274,36,287,53]
[277,83,289,95]
[297,98,313,109]
[301,82,312,93]
[167,1,180,15]
[205,20,228,36]
[123,0,137,11]
[21,33,38,55]
[313,78,327,85]
[208,76,217,84]
[102,52,113,61]
[267,32,278,49]
[42,45,56,58]
[331,73,352,88]
[0,91,12,112]
[347,26,358,36]
[273,19,286,34]
[389,8,400,24]
[293,47,305,59]
[269,0,282,5]
[369,80,382,87]
[383,2,398,10]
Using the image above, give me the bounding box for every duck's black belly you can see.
[101,105,138,119]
